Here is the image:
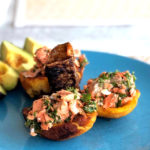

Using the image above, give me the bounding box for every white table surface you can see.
[0,0,150,62]
[1,25,150,56]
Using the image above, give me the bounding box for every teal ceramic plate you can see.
[0,51,150,150]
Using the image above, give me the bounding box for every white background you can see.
[0,0,150,58]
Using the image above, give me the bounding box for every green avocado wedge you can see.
[0,85,6,100]
[0,41,35,73]
[24,37,42,55]
[0,61,18,91]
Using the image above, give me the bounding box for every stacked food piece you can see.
[20,42,88,98]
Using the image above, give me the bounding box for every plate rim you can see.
[82,50,150,68]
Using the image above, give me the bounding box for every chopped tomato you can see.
[103,94,118,108]
[35,47,50,64]
[112,88,126,94]
[118,89,126,94]
[32,99,44,113]
[41,123,49,131]
[104,83,113,90]
[121,97,132,105]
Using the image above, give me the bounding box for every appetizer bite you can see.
[23,88,97,140]
[84,70,140,118]
[20,42,88,98]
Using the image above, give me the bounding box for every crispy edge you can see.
[20,73,51,98]
[97,90,140,118]
[22,108,97,141]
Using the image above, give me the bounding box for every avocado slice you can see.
[24,37,42,55]
[0,85,6,99]
[0,41,36,73]
[0,61,18,91]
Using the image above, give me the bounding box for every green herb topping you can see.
[80,57,88,68]
[25,119,41,133]
[66,87,79,99]
[81,93,97,113]
[83,101,97,113]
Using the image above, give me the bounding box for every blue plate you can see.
[0,51,150,150]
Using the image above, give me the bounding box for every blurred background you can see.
[0,0,150,62]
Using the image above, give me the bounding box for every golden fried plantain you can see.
[97,90,140,118]
[20,73,50,98]
[23,107,97,141]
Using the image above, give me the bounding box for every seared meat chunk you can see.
[45,57,80,92]
[49,42,74,63]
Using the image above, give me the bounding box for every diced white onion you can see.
[101,89,111,95]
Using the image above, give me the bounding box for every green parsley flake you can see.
[33,112,37,117]
[81,93,91,103]
[66,87,78,99]
[132,72,136,81]
[80,58,88,68]
[49,109,61,123]
[81,93,97,113]
[119,93,127,98]
[116,100,122,107]
[65,112,72,122]
[25,119,41,132]
[83,101,97,113]
[44,99,49,106]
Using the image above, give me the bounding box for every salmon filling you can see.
[84,70,136,109]
[25,88,96,136]
[23,47,88,78]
